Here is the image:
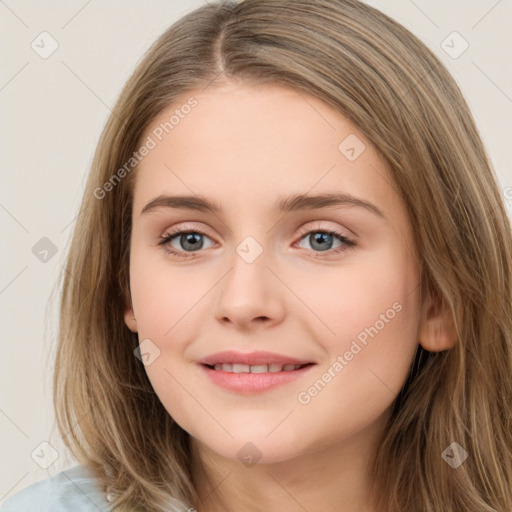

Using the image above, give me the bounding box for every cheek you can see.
[290,251,420,445]
[129,246,204,340]
[303,244,420,394]
[302,244,419,344]
[128,250,206,432]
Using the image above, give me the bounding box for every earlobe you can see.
[418,291,457,352]
[123,296,138,333]
[124,307,138,333]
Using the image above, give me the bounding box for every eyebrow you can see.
[140,192,385,218]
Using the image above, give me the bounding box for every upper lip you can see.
[198,350,315,366]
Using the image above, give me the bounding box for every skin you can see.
[124,81,456,512]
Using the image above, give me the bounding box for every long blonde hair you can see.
[52,0,512,510]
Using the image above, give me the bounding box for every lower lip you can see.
[199,363,316,393]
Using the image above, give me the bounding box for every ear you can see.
[123,295,138,333]
[418,289,457,352]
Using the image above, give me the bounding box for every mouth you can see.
[199,361,316,393]
[197,350,317,393]
[202,362,315,373]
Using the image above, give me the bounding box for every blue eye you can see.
[158,227,356,259]
[158,227,214,259]
[297,230,355,253]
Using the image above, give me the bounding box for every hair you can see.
[51,0,512,510]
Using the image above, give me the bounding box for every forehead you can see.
[132,82,399,219]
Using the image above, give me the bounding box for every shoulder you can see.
[0,465,112,512]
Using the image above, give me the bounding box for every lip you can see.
[197,350,315,366]
[199,362,316,394]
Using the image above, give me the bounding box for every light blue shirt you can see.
[0,465,194,511]
[0,465,112,511]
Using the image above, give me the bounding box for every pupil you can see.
[311,232,332,251]
[182,233,202,251]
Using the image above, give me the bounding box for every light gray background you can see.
[1,0,511,502]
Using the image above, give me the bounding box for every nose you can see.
[214,244,285,330]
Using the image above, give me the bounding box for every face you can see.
[124,81,422,465]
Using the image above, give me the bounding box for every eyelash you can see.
[158,225,356,259]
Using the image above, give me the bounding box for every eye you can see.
[158,225,356,260]
[158,227,215,259]
[295,227,356,255]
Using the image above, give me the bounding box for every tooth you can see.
[211,363,305,373]
[232,364,250,373]
[250,365,268,373]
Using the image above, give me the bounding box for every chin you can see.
[192,428,307,467]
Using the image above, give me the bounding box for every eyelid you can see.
[160,223,213,238]
[161,220,353,239]
[159,220,357,240]
[295,221,354,239]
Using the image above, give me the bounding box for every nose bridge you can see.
[214,227,282,326]
[226,230,270,293]
[227,209,273,266]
